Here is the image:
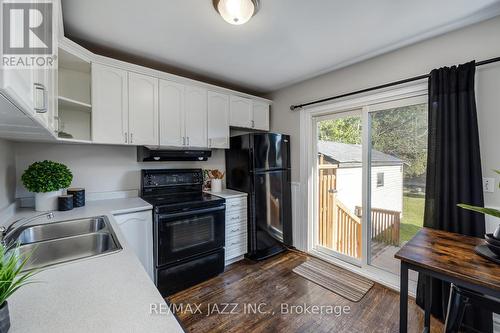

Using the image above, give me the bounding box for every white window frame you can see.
[299,81,427,293]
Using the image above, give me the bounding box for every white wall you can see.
[336,165,403,214]
[14,142,226,199]
[0,139,16,210]
[476,62,500,232]
[370,165,403,213]
[270,16,500,195]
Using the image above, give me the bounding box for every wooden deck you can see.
[169,251,443,333]
[318,164,402,258]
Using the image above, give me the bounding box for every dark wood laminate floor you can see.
[168,251,443,333]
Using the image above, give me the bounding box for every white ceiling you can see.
[62,0,500,94]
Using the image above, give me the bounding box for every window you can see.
[376,173,384,187]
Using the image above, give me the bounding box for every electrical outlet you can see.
[483,178,495,193]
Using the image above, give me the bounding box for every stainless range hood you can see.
[137,147,212,162]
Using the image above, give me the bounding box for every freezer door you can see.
[252,133,290,171]
[253,170,291,243]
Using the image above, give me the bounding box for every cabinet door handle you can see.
[251,120,255,128]
[182,137,186,145]
[231,216,239,220]
[33,83,47,113]
[130,133,133,144]
[124,132,128,143]
[209,138,212,147]
[187,136,190,146]
[231,228,240,232]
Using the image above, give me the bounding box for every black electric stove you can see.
[140,169,226,296]
[142,193,225,213]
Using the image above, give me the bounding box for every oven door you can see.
[155,205,225,266]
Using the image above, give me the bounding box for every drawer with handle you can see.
[225,232,247,249]
[226,244,247,261]
[226,223,246,237]
[225,234,247,259]
[226,197,246,212]
[226,209,247,225]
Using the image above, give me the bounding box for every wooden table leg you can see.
[424,274,431,332]
[400,262,408,333]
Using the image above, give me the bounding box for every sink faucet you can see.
[0,212,54,246]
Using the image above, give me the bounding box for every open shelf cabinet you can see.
[57,48,92,141]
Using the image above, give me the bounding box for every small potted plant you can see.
[0,244,38,333]
[21,160,73,212]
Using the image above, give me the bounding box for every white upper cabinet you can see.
[208,91,230,149]
[92,63,128,144]
[230,95,253,128]
[229,95,270,131]
[128,72,159,146]
[159,80,185,147]
[252,101,270,131]
[184,86,208,148]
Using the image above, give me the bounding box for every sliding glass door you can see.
[312,92,427,278]
[367,97,427,281]
[314,110,363,265]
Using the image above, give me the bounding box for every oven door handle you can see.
[158,205,225,219]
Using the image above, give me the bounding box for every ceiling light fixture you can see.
[213,0,260,25]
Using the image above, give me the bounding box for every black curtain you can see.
[416,61,491,332]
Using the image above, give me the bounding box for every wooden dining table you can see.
[395,227,500,333]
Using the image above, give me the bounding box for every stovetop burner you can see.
[140,169,225,214]
[142,192,224,207]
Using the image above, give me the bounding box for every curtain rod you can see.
[289,56,500,111]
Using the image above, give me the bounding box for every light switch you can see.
[483,178,495,193]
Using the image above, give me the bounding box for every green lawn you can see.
[400,195,425,243]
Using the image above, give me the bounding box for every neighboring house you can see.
[318,141,404,214]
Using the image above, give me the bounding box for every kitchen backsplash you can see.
[13,142,226,199]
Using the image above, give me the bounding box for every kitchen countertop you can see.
[204,189,247,199]
[4,198,184,333]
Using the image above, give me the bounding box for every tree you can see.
[318,104,428,179]
[318,116,361,144]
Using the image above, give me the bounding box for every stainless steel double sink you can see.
[11,216,122,271]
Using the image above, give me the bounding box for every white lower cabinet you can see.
[113,210,154,281]
[224,196,248,265]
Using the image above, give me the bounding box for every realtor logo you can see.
[2,1,55,68]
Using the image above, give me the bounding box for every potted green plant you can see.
[458,170,500,239]
[0,244,37,333]
[21,160,73,212]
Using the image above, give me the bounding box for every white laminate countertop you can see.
[4,198,184,333]
[204,189,247,199]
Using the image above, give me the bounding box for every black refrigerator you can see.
[225,133,293,260]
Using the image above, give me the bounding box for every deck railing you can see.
[355,206,401,246]
[318,166,362,258]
